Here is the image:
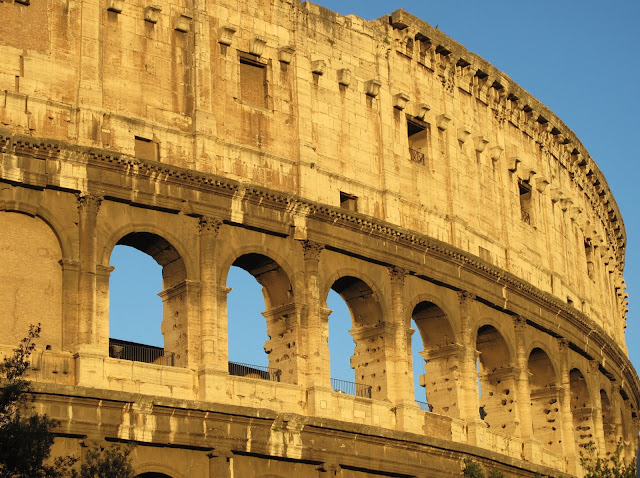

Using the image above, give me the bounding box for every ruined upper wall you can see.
[0,0,629,345]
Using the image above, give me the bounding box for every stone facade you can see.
[0,0,637,476]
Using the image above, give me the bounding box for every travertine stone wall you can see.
[0,1,637,477]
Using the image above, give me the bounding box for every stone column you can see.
[558,338,577,474]
[76,193,102,348]
[388,266,413,404]
[457,291,482,444]
[301,240,327,389]
[199,216,223,369]
[95,264,115,354]
[513,316,533,447]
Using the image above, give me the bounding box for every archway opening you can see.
[475,325,515,433]
[327,288,356,383]
[109,232,186,366]
[328,276,384,399]
[411,301,455,414]
[227,253,294,383]
[528,347,561,453]
[136,473,173,478]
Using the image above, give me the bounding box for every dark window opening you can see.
[134,136,158,161]
[518,179,532,225]
[340,192,357,212]
[240,55,267,107]
[585,241,595,280]
[407,117,428,165]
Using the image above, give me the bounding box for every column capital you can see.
[388,266,407,284]
[457,290,476,304]
[557,338,570,352]
[301,240,324,260]
[513,315,527,331]
[199,216,223,236]
[77,193,103,213]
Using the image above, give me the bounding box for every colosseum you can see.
[0,0,637,476]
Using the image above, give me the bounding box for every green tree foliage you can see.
[0,324,76,478]
[0,324,135,478]
[461,458,505,478]
[462,457,485,478]
[580,441,637,478]
[79,445,134,478]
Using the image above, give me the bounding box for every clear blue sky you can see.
[110,1,640,401]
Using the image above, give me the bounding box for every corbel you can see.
[250,36,267,57]
[393,92,410,110]
[278,46,295,64]
[507,156,521,172]
[144,5,161,24]
[218,25,236,46]
[489,146,503,162]
[560,198,573,212]
[390,10,409,30]
[311,60,326,76]
[549,187,563,203]
[569,206,582,222]
[457,127,472,144]
[534,176,550,193]
[414,103,430,121]
[107,0,123,13]
[436,114,451,131]
[365,79,381,98]
[175,14,192,33]
[337,68,351,87]
[474,136,489,153]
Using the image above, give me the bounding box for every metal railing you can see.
[331,378,372,398]
[409,148,426,165]
[416,400,433,412]
[228,361,281,382]
[109,338,175,366]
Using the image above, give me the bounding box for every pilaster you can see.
[199,216,223,369]
[557,338,577,474]
[76,193,102,349]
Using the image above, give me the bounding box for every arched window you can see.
[108,232,186,367]
[327,288,356,384]
[226,254,294,383]
[328,276,385,400]
[528,348,562,454]
[410,301,455,415]
[476,325,515,434]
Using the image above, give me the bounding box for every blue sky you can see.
[110,1,640,401]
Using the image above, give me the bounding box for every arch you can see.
[570,368,595,449]
[100,222,196,280]
[224,251,296,383]
[528,347,562,454]
[1,198,74,260]
[327,274,387,400]
[134,462,186,478]
[475,324,516,433]
[230,253,293,309]
[410,300,458,417]
[0,211,64,350]
[107,231,189,367]
[217,243,297,297]
[406,293,458,338]
[320,267,388,315]
[137,473,173,478]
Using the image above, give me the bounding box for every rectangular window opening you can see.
[339,192,358,212]
[134,136,158,162]
[518,179,532,225]
[407,117,428,165]
[240,55,267,108]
